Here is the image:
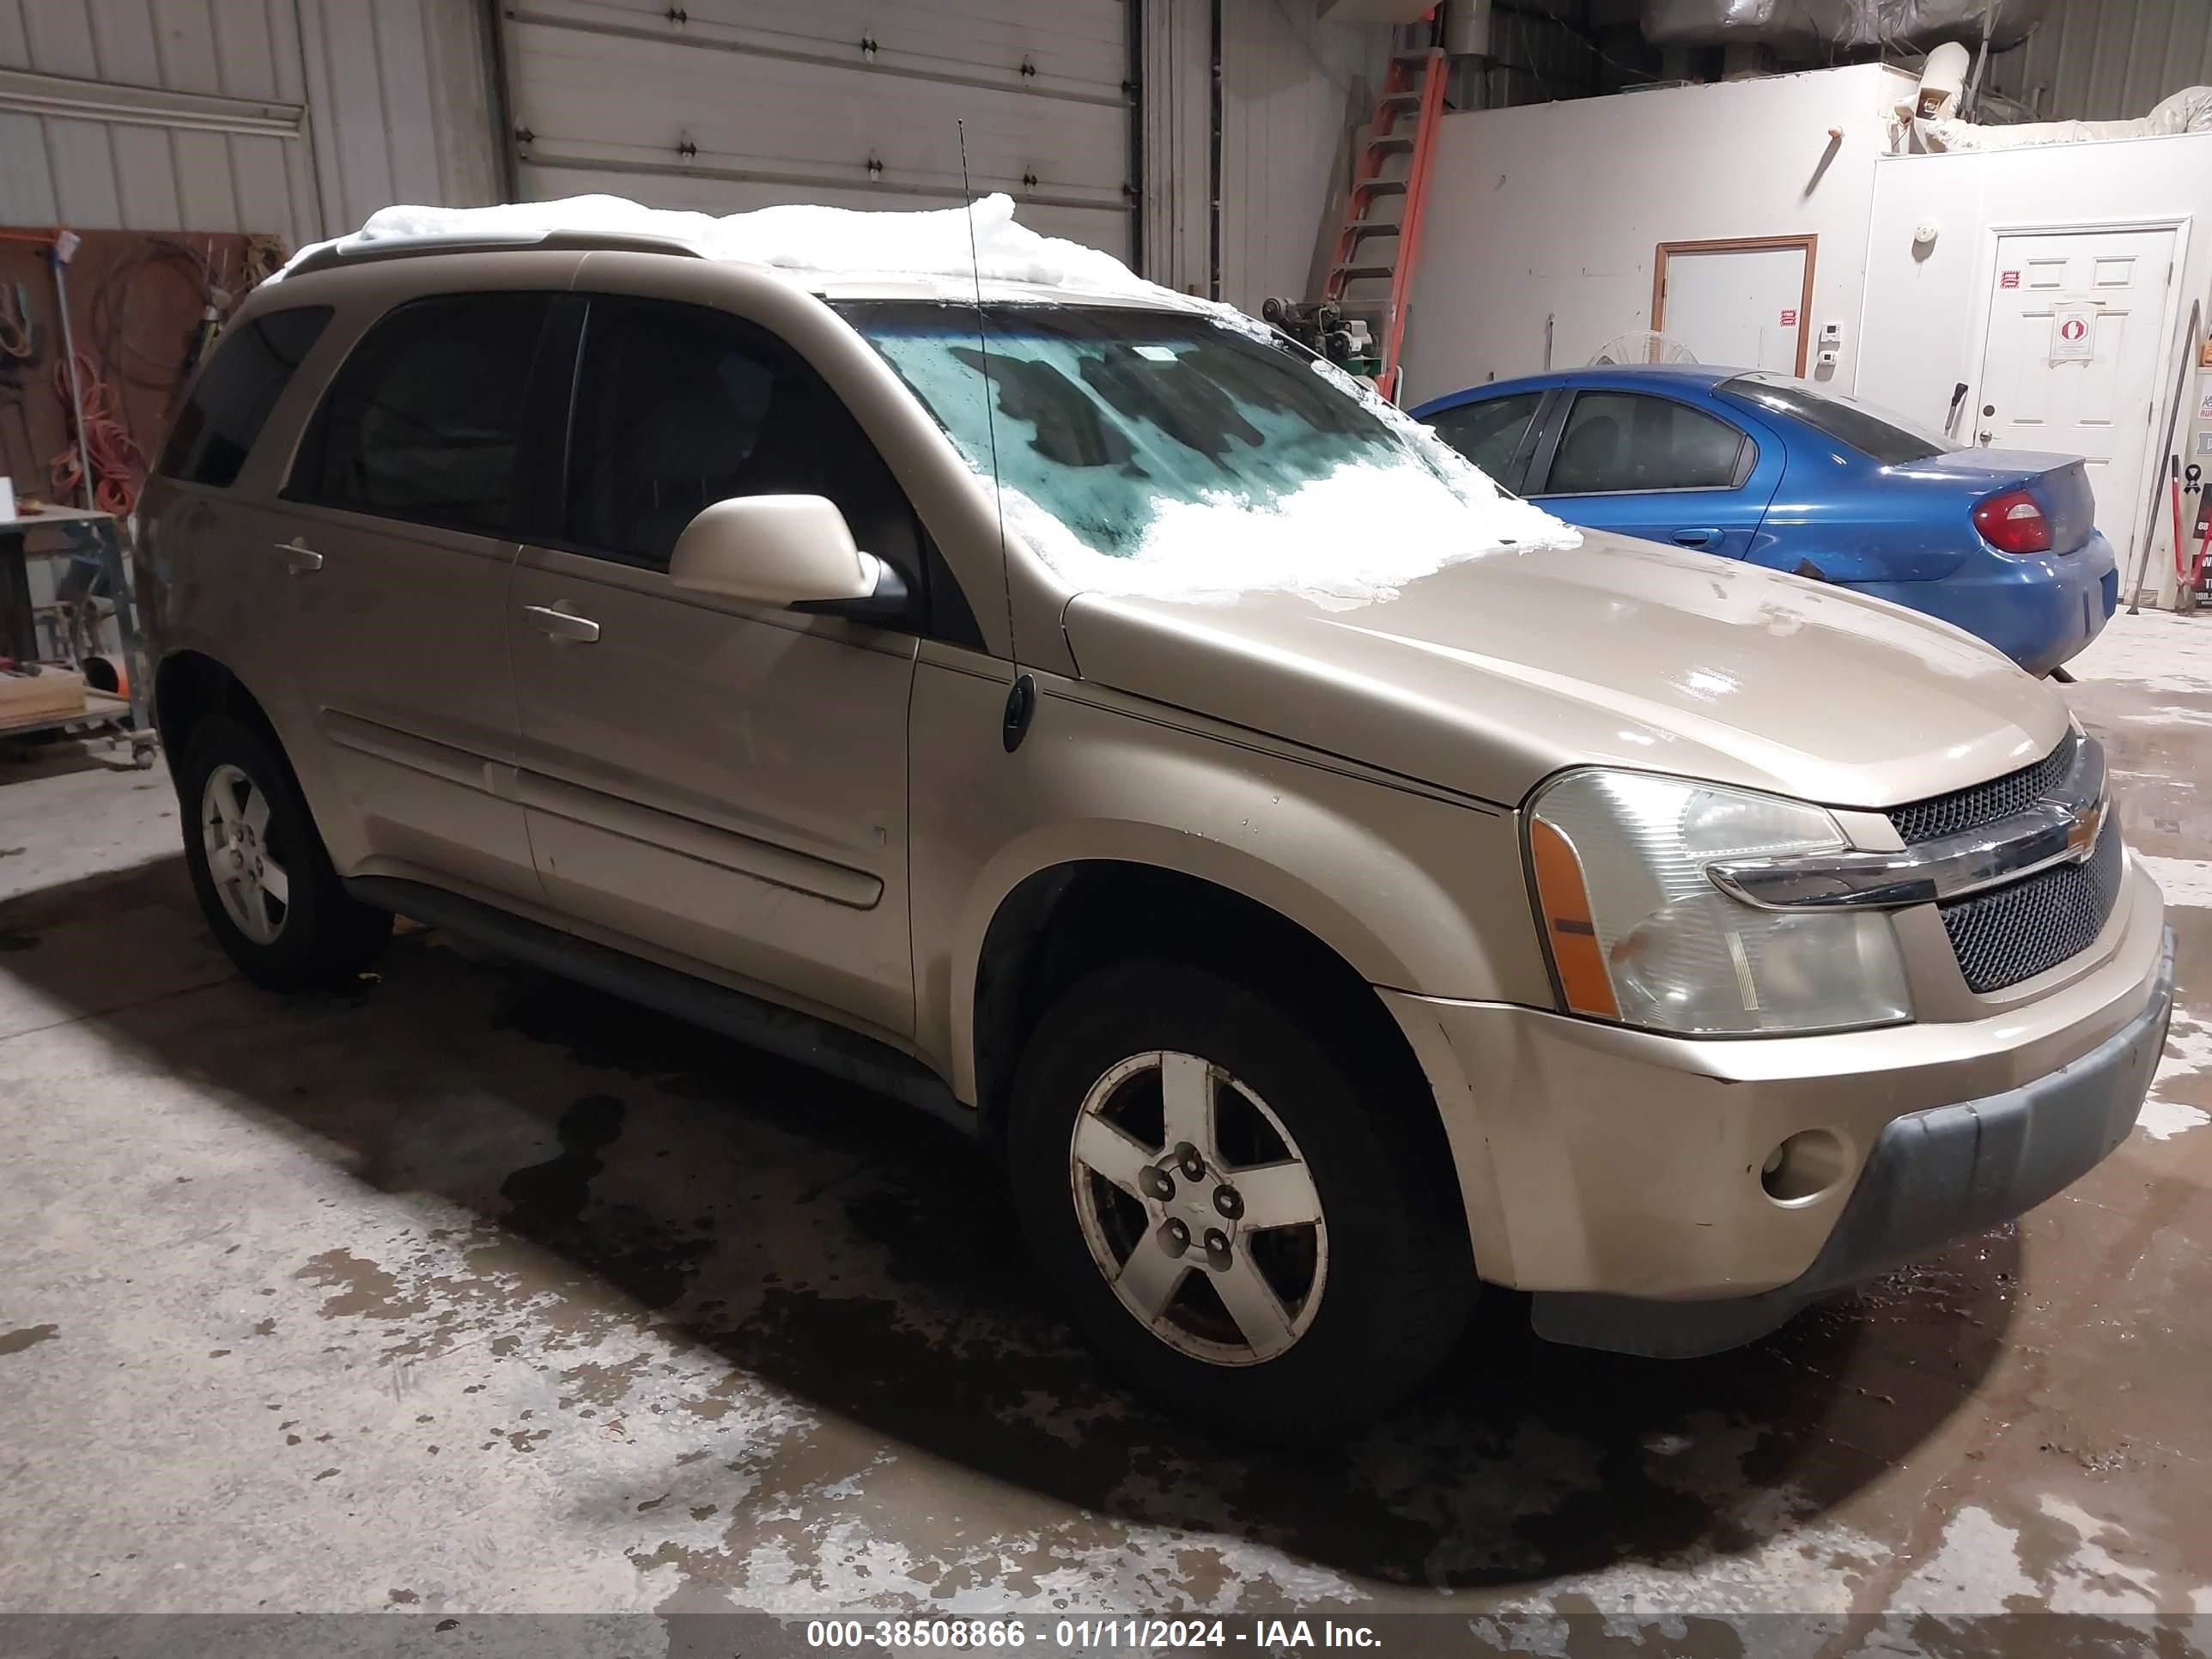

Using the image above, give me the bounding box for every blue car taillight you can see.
[1973,489,2054,555]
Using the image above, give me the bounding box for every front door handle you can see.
[272,538,323,574]
[523,605,601,644]
[1672,528,1721,548]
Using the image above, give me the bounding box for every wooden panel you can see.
[0,229,264,515]
[0,670,89,723]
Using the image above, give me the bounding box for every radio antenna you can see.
[958,119,1017,668]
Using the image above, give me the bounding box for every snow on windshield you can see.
[848,301,1577,609]
[282,192,1575,606]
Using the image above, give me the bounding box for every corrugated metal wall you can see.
[1140,0,1211,294]
[1137,0,1387,307]
[499,0,1132,257]
[295,0,498,239]
[1990,2,2212,121]
[1218,0,1386,310]
[0,0,496,248]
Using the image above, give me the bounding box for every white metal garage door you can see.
[500,0,1134,258]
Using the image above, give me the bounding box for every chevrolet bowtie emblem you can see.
[2066,796,2108,861]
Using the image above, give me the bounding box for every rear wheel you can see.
[179,714,390,990]
[1007,961,1474,1440]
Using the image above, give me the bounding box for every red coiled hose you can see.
[50,351,146,517]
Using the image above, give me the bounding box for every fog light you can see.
[1760,1129,1849,1204]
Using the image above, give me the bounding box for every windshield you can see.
[836,301,1574,605]
[1717,373,1955,466]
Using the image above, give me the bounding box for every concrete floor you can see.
[3,611,2212,1651]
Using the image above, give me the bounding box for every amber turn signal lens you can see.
[1529,817,1620,1019]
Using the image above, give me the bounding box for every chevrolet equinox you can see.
[137,207,2174,1438]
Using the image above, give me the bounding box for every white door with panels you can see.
[1974,225,2179,578]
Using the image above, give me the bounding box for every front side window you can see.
[558,297,937,629]
[1540,392,1746,496]
[290,293,549,534]
[157,306,331,489]
[1427,392,1541,483]
[1718,374,1952,466]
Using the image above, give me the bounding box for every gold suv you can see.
[138,229,2172,1438]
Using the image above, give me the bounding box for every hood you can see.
[1060,531,2069,809]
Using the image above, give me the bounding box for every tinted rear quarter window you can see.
[1718,376,1950,466]
[155,307,332,488]
[290,293,550,535]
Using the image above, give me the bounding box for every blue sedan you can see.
[1413,365,2118,677]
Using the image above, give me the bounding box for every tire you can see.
[177,712,391,991]
[1006,960,1474,1441]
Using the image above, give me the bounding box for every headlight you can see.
[1527,769,1911,1036]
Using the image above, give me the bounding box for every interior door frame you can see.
[1651,234,1819,375]
[1966,214,2191,593]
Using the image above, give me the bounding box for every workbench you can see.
[0,503,157,768]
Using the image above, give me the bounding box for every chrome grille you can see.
[1938,821,2124,994]
[1887,730,2079,846]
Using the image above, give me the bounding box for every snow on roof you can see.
[273,191,1215,313]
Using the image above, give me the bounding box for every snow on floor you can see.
[2140,1007,2212,1142]
[2137,854,2212,908]
[2070,608,2212,694]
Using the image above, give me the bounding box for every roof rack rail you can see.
[285,228,706,278]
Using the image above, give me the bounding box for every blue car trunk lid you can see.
[2022,459,2097,553]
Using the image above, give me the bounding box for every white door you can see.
[501,2,1133,258]
[1976,225,2177,575]
[1657,243,1809,374]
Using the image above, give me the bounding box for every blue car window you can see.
[1542,392,1744,495]
[1717,374,1950,466]
[1427,392,1541,483]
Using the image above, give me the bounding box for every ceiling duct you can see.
[1641,0,2049,52]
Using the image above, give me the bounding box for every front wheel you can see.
[1007,961,1474,1440]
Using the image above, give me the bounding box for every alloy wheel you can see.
[1068,1049,1328,1366]
[201,763,290,946]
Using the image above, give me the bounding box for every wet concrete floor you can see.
[2,612,2210,1652]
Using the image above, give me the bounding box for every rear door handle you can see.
[272,538,323,574]
[1672,528,1721,548]
[523,605,600,644]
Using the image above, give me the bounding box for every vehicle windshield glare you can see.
[837,300,1571,603]
[1717,372,1955,467]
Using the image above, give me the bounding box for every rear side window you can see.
[1719,374,1950,466]
[1540,392,1746,495]
[155,307,331,488]
[290,293,550,535]
[1426,392,1540,483]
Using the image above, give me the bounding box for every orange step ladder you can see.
[1322,46,1449,404]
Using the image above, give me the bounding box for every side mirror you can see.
[668,495,908,622]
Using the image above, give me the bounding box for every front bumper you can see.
[1381,859,2170,1355]
[1532,928,2172,1356]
